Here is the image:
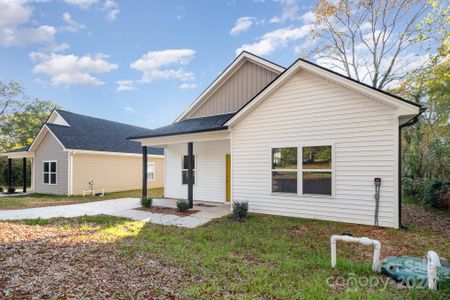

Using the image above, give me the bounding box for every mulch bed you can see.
[0,222,190,299]
[135,206,200,216]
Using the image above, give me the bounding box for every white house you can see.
[129,51,423,228]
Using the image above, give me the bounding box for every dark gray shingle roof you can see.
[47,110,163,155]
[2,146,29,154]
[130,113,234,139]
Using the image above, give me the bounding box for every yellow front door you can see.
[226,154,231,202]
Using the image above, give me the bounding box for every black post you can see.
[7,158,12,191]
[142,146,148,199]
[22,157,27,193]
[187,142,193,209]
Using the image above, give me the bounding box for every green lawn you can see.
[6,204,449,299]
[0,188,164,210]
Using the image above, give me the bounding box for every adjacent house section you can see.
[1,109,164,195]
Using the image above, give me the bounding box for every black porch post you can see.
[22,158,27,193]
[7,158,12,190]
[142,146,148,199]
[187,142,193,209]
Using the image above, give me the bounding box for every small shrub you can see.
[232,201,248,221]
[417,179,449,209]
[141,197,153,208]
[7,187,15,194]
[0,186,3,193]
[402,177,417,196]
[176,200,189,212]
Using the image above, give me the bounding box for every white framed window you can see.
[270,145,334,196]
[182,155,195,185]
[147,162,156,181]
[301,145,333,196]
[271,147,297,193]
[43,161,57,185]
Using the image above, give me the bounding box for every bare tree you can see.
[311,0,429,89]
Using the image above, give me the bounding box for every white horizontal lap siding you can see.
[165,140,230,202]
[34,132,69,195]
[231,69,398,227]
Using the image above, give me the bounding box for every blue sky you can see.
[0,0,318,128]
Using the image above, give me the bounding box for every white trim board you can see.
[67,149,164,158]
[225,59,421,127]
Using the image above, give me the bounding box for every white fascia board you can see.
[47,110,70,126]
[67,149,164,158]
[28,125,67,152]
[0,151,34,158]
[175,52,284,122]
[133,130,231,147]
[226,60,421,127]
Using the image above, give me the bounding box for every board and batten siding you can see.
[231,69,399,228]
[71,153,164,195]
[164,140,230,202]
[34,132,69,195]
[189,61,279,119]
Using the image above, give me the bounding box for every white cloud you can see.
[116,80,135,91]
[0,0,31,27]
[270,0,299,23]
[131,49,196,83]
[31,53,118,86]
[61,12,86,32]
[236,24,313,56]
[123,106,134,113]
[230,17,255,36]
[179,83,197,89]
[64,0,98,9]
[299,11,315,24]
[0,0,56,47]
[102,0,119,21]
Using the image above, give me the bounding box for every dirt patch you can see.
[288,225,309,236]
[135,206,200,216]
[0,222,189,299]
[402,204,450,236]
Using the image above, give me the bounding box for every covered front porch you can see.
[0,147,34,194]
[132,115,232,208]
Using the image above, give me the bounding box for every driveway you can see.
[0,198,230,228]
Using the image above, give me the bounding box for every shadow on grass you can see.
[1,213,449,299]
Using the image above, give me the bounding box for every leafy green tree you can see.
[0,82,62,188]
[0,99,62,151]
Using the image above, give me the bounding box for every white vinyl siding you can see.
[34,132,69,195]
[164,140,230,202]
[231,69,398,228]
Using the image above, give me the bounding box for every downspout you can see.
[398,107,426,229]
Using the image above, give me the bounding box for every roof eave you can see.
[225,59,423,127]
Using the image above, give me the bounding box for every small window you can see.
[302,146,332,195]
[147,162,155,181]
[271,147,297,193]
[43,161,57,185]
[182,155,195,185]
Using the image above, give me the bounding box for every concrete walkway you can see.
[0,198,230,228]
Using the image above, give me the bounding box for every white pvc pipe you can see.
[331,235,381,272]
[427,250,441,290]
